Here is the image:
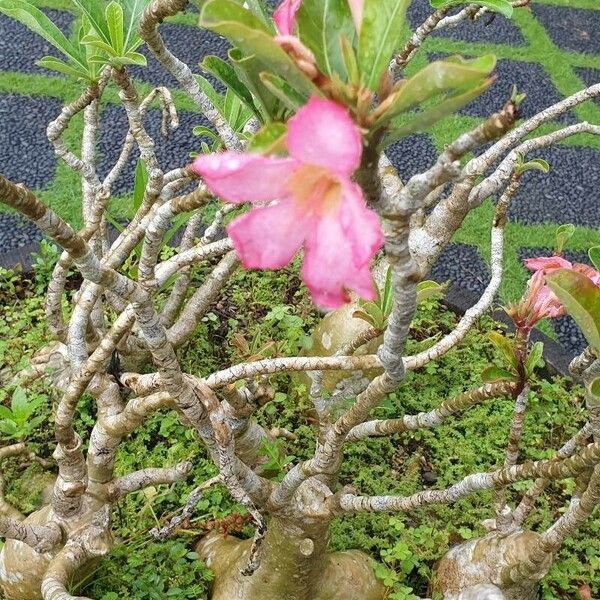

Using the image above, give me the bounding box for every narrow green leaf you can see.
[193,125,220,142]
[555,223,575,255]
[260,72,309,112]
[72,0,111,44]
[358,0,411,90]
[525,341,544,377]
[195,74,224,113]
[202,55,260,117]
[481,365,518,383]
[376,55,496,125]
[488,331,519,370]
[37,56,90,79]
[106,1,124,55]
[382,78,493,146]
[11,387,30,421]
[121,0,151,49]
[200,0,319,100]
[296,0,356,78]
[546,269,600,352]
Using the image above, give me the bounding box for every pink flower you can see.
[273,0,302,36]
[191,97,384,309]
[523,255,572,273]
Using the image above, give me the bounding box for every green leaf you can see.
[247,122,288,154]
[72,0,111,45]
[195,74,224,113]
[243,0,273,30]
[202,55,260,117]
[481,365,518,383]
[0,420,19,437]
[488,331,519,370]
[590,378,600,399]
[37,56,90,79]
[200,0,319,100]
[382,266,394,316]
[106,1,124,55]
[11,386,29,420]
[525,341,544,377]
[376,55,496,125]
[589,246,600,271]
[339,34,359,86]
[121,0,150,49]
[358,0,411,90]
[0,406,13,421]
[382,78,493,146]
[416,280,446,303]
[163,213,190,246]
[430,0,513,18]
[352,309,376,327]
[193,125,220,142]
[0,0,89,73]
[555,223,575,255]
[132,160,148,212]
[260,72,309,112]
[514,157,550,176]
[546,269,600,352]
[295,0,357,78]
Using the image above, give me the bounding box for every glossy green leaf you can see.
[481,365,518,384]
[122,0,150,49]
[546,269,600,352]
[247,122,288,154]
[192,125,220,142]
[72,0,111,44]
[430,0,513,18]
[229,48,279,121]
[202,55,260,117]
[260,72,309,111]
[589,246,600,271]
[376,55,496,125]
[0,0,90,74]
[358,0,411,90]
[525,341,544,378]
[37,56,90,79]
[296,0,356,78]
[416,280,447,303]
[200,0,318,99]
[106,1,124,55]
[382,78,493,146]
[195,74,224,113]
[555,223,575,255]
[488,331,519,370]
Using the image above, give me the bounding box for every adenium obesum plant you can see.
[0,0,600,600]
[192,96,384,309]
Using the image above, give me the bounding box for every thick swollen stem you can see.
[197,515,385,600]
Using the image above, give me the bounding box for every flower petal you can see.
[338,180,384,267]
[347,0,364,33]
[302,212,377,309]
[287,97,362,175]
[524,255,572,273]
[227,200,309,270]
[273,0,302,36]
[191,153,297,203]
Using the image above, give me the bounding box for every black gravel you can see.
[129,23,231,89]
[516,247,593,356]
[532,4,600,55]
[0,93,60,189]
[0,213,43,253]
[428,53,575,123]
[387,134,439,183]
[430,243,491,296]
[0,10,73,77]
[507,145,600,228]
[97,105,211,196]
[575,67,600,106]
[407,0,525,47]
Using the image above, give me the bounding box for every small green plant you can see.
[0,386,45,440]
[256,438,296,481]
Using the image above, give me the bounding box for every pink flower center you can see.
[287,165,342,215]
